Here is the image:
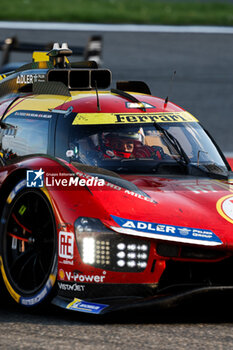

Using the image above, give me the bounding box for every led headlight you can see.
[75,217,150,272]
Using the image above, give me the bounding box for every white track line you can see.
[0,21,233,34]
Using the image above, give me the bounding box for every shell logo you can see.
[58,269,65,280]
[217,195,233,224]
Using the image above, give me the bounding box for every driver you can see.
[100,130,164,159]
[103,131,139,158]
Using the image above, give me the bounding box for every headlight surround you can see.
[75,217,150,272]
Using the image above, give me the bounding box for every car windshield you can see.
[68,122,228,175]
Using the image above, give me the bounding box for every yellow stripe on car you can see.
[3,95,72,119]
[72,111,198,125]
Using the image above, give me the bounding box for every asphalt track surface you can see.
[1,26,233,349]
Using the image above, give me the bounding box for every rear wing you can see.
[0,35,103,72]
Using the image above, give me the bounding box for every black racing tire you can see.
[0,179,57,308]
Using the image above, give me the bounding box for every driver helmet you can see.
[101,130,143,158]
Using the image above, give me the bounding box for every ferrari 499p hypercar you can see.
[0,44,232,315]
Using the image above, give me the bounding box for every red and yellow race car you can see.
[0,44,232,315]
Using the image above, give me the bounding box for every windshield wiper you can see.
[153,123,190,166]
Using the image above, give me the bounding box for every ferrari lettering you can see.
[115,114,187,123]
[72,111,198,125]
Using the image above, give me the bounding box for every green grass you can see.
[1,0,233,25]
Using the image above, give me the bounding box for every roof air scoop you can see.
[47,68,112,90]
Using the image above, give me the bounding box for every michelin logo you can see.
[67,298,108,314]
[26,169,44,188]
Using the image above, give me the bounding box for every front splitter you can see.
[52,285,233,315]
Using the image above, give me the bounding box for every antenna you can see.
[95,81,101,112]
[164,70,176,108]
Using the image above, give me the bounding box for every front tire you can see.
[0,180,57,308]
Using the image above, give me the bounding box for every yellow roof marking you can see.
[72,111,198,125]
[3,94,71,119]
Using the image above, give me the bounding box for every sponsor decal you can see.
[217,194,233,224]
[59,269,65,280]
[177,228,191,236]
[7,180,26,204]
[26,169,44,188]
[67,298,108,314]
[59,259,74,266]
[72,111,198,125]
[124,189,156,203]
[59,232,74,260]
[15,111,52,119]
[20,274,56,306]
[16,74,46,84]
[65,270,106,283]
[58,282,85,292]
[111,215,222,246]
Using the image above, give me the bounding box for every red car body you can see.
[0,46,232,314]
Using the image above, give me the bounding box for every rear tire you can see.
[0,180,57,308]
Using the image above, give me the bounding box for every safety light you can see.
[82,237,95,264]
[117,260,125,267]
[75,217,150,272]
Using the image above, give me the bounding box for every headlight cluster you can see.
[75,217,150,272]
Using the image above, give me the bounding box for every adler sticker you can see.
[16,74,46,84]
[72,111,198,125]
[217,195,233,224]
[111,215,222,246]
